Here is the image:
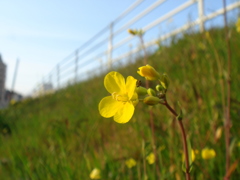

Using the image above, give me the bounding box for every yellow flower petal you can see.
[126,76,137,99]
[114,102,134,123]
[99,96,123,118]
[104,71,126,94]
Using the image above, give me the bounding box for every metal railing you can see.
[32,0,240,96]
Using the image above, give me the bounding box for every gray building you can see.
[0,55,7,106]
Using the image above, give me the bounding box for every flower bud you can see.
[156,84,164,92]
[147,88,156,96]
[136,86,148,96]
[128,29,137,35]
[143,96,160,105]
[137,65,160,81]
[215,127,222,141]
[160,73,169,90]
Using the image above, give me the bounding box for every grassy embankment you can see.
[0,27,240,179]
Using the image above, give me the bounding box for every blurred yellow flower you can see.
[128,29,137,35]
[237,141,240,147]
[90,168,101,179]
[182,149,195,163]
[201,148,216,160]
[99,71,138,123]
[194,149,199,155]
[125,158,137,168]
[205,31,211,41]
[128,29,144,36]
[137,65,160,81]
[236,18,240,33]
[10,99,16,105]
[146,152,155,164]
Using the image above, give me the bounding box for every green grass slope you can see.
[0,27,240,179]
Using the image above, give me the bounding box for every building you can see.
[0,55,7,107]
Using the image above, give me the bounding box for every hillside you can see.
[0,27,240,179]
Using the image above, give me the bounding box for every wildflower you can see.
[137,65,160,81]
[146,152,155,164]
[182,149,196,163]
[205,31,211,41]
[191,149,196,162]
[99,71,138,123]
[128,29,144,36]
[201,148,216,160]
[237,141,240,147]
[125,158,137,168]
[90,168,101,179]
[236,18,240,33]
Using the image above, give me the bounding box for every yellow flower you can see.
[236,18,240,33]
[237,141,240,147]
[201,148,216,160]
[99,71,138,123]
[125,158,137,168]
[90,168,101,179]
[137,65,160,81]
[182,149,195,163]
[146,152,155,164]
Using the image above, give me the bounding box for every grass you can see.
[0,27,240,179]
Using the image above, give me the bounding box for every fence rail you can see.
[32,0,240,96]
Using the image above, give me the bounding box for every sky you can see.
[0,0,238,96]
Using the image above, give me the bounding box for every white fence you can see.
[32,0,240,95]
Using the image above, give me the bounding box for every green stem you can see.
[164,101,191,180]
[222,0,232,179]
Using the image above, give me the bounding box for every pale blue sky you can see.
[0,0,238,96]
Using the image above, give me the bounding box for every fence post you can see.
[75,50,79,83]
[108,22,114,69]
[198,0,205,32]
[57,64,60,89]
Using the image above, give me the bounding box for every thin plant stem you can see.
[164,100,191,180]
[139,33,161,179]
[222,0,232,179]
[139,34,148,65]
[142,140,147,180]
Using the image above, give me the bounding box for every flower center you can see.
[112,92,129,102]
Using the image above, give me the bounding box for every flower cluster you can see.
[136,65,169,105]
[99,65,169,123]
